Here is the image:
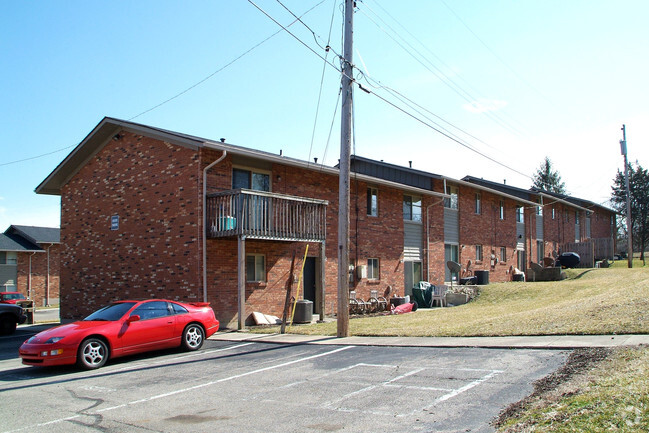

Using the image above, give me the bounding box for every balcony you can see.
[206,189,328,241]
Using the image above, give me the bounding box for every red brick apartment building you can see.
[36,118,616,328]
[0,225,60,306]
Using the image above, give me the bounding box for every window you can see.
[536,201,543,216]
[403,195,422,222]
[367,258,380,280]
[444,185,458,209]
[131,301,171,321]
[499,200,505,220]
[516,206,524,223]
[537,241,544,264]
[475,193,481,214]
[367,187,378,217]
[0,252,17,265]
[233,168,270,191]
[476,245,483,262]
[575,211,580,224]
[171,303,188,314]
[500,247,507,262]
[246,254,266,282]
[552,207,556,219]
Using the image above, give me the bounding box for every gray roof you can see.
[6,225,60,244]
[0,233,41,252]
[0,226,60,252]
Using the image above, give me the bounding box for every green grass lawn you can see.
[262,265,649,337]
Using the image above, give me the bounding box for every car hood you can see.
[27,321,114,343]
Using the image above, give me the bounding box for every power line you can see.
[358,0,525,137]
[1,1,328,168]
[438,0,554,107]
[0,144,76,167]
[307,0,338,165]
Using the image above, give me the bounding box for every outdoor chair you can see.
[431,284,447,308]
[543,257,556,268]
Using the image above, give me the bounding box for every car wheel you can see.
[77,338,108,369]
[182,324,204,351]
[0,315,17,335]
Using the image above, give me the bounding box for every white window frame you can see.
[367,187,378,217]
[403,195,422,222]
[444,185,459,210]
[475,193,481,214]
[476,244,483,262]
[245,254,266,282]
[499,200,505,220]
[500,247,507,263]
[367,258,380,280]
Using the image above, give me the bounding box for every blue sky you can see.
[2,0,648,229]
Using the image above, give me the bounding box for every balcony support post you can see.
[319,240,326,321]
[238,235,246,330]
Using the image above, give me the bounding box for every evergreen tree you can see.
[611,162,649,263]
[532,157,566,194]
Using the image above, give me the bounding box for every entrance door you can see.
[444,244,459,283]
[403,261,422,298]
[303,257,317,313]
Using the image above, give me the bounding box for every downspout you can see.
[202,150,227,303]
[46,243,53,306]
[28,252,36,300]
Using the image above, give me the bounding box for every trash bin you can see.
[474,270,490,285]
[293,299,313,323]
[411,282,433,308]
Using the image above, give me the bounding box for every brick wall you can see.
[60,132,203,319]
[456,185,520,281]
[15,243,60,307]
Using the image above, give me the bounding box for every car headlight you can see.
[44,337,64,344]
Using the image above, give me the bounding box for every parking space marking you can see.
[320,363,503,417]
[3,345,352,433]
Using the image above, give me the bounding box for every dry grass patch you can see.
[255,267,649,337]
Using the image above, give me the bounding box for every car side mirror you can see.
[127,315,141,323]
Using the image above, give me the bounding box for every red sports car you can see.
[19,299,219,369]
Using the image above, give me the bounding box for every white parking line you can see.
[3,345,352,433]
[319,363,504,418]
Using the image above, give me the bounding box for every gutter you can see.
[202,150,227,303]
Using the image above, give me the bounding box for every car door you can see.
[120,301,177,354]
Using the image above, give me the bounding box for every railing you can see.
[206,189,328,241]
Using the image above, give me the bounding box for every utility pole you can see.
[620,124,633,268]
[337,0,353,337]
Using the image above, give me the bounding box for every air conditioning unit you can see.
[357,265,367,279]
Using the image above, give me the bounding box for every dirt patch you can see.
[493,347,613,430]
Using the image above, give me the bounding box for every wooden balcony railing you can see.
[206,189,328,241]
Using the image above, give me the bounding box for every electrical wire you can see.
[357,2,524,137]
[0,144,76,167]
[248,0,342,75]
[439,0,554,107]
[307,0,338,165]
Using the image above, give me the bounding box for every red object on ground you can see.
[391,302,415,315]
[19,299,219,369]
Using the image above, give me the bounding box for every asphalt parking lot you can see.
[0,338,567,433]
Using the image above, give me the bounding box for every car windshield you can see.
[83,302,137,321]
[3,293,25,300]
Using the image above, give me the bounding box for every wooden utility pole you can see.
[337,0,353,337]
[620,124,633,268]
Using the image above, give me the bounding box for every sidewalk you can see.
[209,331,649,350]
